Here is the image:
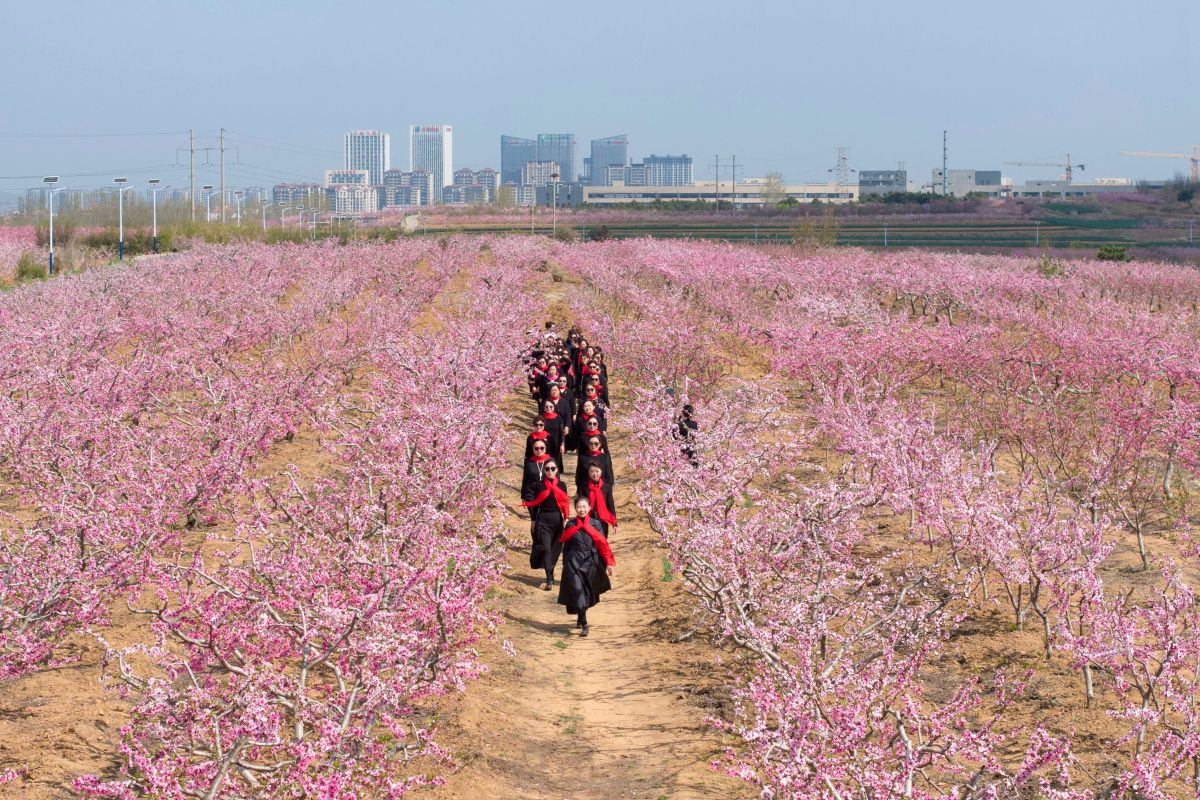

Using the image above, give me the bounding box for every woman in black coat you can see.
[524,417,551,460]
[558,495,616,637]
[521,464,570,590]
[521,439,552,497]
[539,400,567,472]
[577,414,610,456]
[583,461,618,538]
[575,434,615,497]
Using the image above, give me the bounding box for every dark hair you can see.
[574,495,590,507]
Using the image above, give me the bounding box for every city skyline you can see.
[1,0,1197,210]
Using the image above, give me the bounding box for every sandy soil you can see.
[425,385,752,800]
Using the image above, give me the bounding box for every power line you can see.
[224,129,340,159]
[0,130,193,139]
[0,164,181,181]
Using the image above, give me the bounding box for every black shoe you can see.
[580,625,589,637]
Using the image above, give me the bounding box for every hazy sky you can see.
[1,0,1196,206]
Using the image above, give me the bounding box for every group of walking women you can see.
[520,324,618,638]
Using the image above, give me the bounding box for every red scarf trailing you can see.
[522,476,570,518]
[528,453,551,464]
[587,479,616,527]
[542,411,558,420]
[560,517,616,566]
[529,430,549,441]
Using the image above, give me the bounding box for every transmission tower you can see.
[830,147,851,190]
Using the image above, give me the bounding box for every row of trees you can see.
[553,238,1200,798]
[1,236,547,796]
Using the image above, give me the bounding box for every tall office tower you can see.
[409,125,454,195]
[344,131,390,186]
[500,135,537,185]
[589,135,628,186]
[536,134,578,184]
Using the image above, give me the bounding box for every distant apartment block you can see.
[589,135,628,185]
[344,131,390,186]
[324,169,370,188]
[858,169,908,196]
[501,135,537,185]
[605,155,693,187]
[272,183,324,207]
[326,184,378,214]
[409,125,453,196]
[444,168,501,204]
[521,160,561,188]
[382,169,434,207]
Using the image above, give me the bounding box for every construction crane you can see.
[1120,146,1199,183]
[1004,153,1085,183]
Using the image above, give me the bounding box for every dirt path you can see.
[428,293,750,800]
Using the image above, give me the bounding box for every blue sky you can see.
[1,0,1196,203]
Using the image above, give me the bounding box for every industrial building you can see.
[858,169,908,196]
[930,169,1003,198]
[581,180,856,206]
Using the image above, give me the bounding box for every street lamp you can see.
[295,206,305,229]
[42,176,66,275]
[148,179,168,254]
[113,177,135,260]
[234,191,244,226]
[201,184,218,223]
[262,201,270,232]
[551,171,560,237]
[278,204,291,228]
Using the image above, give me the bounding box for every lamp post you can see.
[113,177,135,260]
[234,191,244,226]
[278,205,291,228]
[295,206,305,229]
[42,176,64,275]
[551,171,560,238]
[261,202,269,232]
[148,179,167,254]
[202,184,216,223]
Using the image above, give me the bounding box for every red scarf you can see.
[528,453,550,464]
[587,479,616,527]
[542,411,558,420]
[529,430,549,441]
[523,476,570,518]
[560,517,616,566]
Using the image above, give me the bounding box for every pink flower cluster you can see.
[0,226,41,280]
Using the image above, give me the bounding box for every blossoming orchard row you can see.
[0,237,546,796]
[556,240,1200,799]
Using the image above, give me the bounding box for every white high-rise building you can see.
[344,131,390,185]
[409,125,453,199]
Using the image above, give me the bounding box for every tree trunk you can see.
[1083,664,1094,708]
[1136,524,1149,571]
